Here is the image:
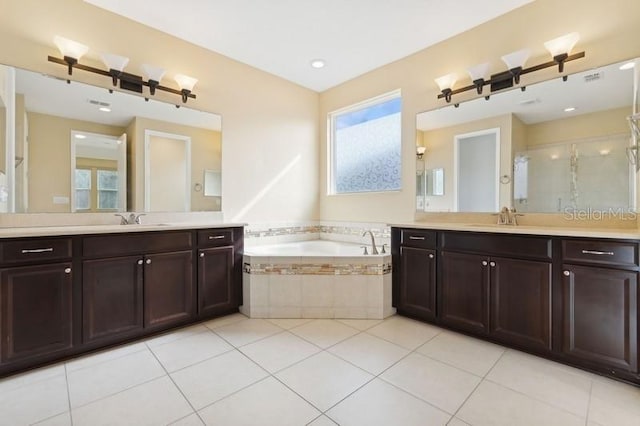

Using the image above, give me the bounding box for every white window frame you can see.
[327,89,402,195]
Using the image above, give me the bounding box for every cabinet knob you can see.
[428,253,434,259]
[146,259,152,265]
[64,267,71,274]
[563,270,571,276]
[137,259,143,265]
[200,253,205,258]
[482,260,488,266]
[489,261,496,267]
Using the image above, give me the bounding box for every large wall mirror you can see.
[416,58,639,213]
[0,64,222,214]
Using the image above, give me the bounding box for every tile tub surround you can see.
[242,240,394,319]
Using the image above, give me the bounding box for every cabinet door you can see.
[198,246,235,317]
[562,264,638,373]
[83,256,143,343]
[440,251,489,334]
[144,250,194,329]
[1,263,73,363]
[490,257,551,352]
[399,246,436,321]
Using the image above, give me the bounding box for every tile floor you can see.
[1,313,639,426]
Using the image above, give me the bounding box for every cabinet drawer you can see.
[83,231,193,258]
[562,240,638,267]
[441,232,551,260]
[198,229,234,247]
[400,229,436,248]
[0,238,72,264]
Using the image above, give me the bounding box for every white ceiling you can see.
[416,59,637,130]
[84,0,533,92]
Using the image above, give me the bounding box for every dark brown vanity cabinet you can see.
[82,231,195,344]
[0,238,74,365]
[395,229,437,321]
[560,240,638,374]
[440,232,553,352]
[197,228,243,318]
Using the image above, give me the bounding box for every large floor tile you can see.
[417,331,505,377]
[240,331,320,373]
[328,332,410,375]
[169,413,205,425]
[380,352,480,414]
[65,342,148,373]
[275,351,373,411]
[150,330,233,372]
[337,319,383,331]
[32,411,72,426]
[198,377,320,426]
[67,349,165,408]
[588,377,640,426]
[447,418,471,426]
[307,416,339,426]
[145,324,210,348]
[0,363,65,393]
[457,380,585,426]
[266,318,313,329]
[214,318,283,347]
[486,350,592,417]
[171,350,268,410]
[0,375,69,426]
[327,378,451,426]
[366,316,441,350]
[72,376,193,426]
[202,312,248,330]
[289,319,359,348]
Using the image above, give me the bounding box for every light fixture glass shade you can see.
[467,62,491,81]
[544,32,580,57]
[501,49,531,69]
[53,36,89,60]
[417,146,427,155]
[175,74,198,91]
[100,53,129,71]
[434,73,457,91]
[141,64,166,82]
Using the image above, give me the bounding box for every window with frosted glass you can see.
[75,169,91,210]
[97,170,118,210]
[330,93,402,194]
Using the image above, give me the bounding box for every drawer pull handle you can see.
[21,248,54,254]
[581,249,614,256]
[482,260,488,266]
[428,254,434,259]
[200,253,205,258]
[489,261,496,267]
[137,260,143,265]
[64,268,71,274]
[146,259,152,265]
[409,236,426,240]
[564,270,571,276]
[208,235,226,240]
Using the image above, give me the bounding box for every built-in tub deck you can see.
[242,240,394,319]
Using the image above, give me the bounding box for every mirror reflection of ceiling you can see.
[417,60,634,130]
[15,70,222,131]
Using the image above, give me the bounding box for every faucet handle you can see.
[381,244,388,254]
[134,213,146,224]
[360,246,369,255]
[114,213,128,225]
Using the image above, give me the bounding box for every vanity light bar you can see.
[47,37,196,104]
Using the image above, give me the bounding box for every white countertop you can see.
[390,222,640,240]
[0,223,246,239]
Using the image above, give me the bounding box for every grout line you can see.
[145,342,207,426]
[64,364,74,426]
[585,379,594,426]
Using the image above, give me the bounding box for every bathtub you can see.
[241,240,395,319]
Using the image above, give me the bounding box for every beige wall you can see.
[0,0,319,223]
[27,112,125,212]
[320,0,640,222]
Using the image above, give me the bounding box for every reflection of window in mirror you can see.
[204,170,221,196]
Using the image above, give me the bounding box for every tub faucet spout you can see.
[362,230,379,255]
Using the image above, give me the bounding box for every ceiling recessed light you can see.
[99,107,111,112]
[564,107,576,112]
[619,62,635,70]
[599,149,610,156]
[310,59,326,69]
[74,134,86,139]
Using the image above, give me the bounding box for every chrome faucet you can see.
[115,213,146,225]
[494,207,523,226]
[362,230,379,255]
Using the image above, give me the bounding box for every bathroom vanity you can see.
[0,225,243,377]
[392,225,639,385]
